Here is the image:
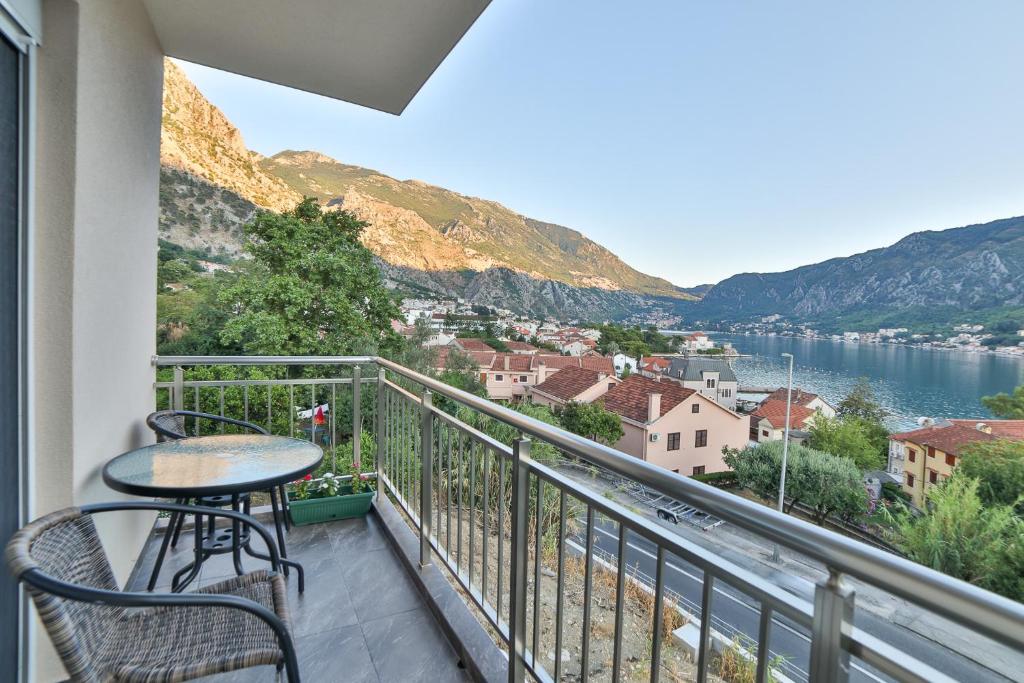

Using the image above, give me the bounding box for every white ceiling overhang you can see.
[142,0,491,114]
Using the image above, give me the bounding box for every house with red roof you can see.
[888,419,1024,506]
[528,367,619,409]
[601,375,748,475]
[749,400,819,444]
[504,340,539,355]
[639,356,672,378]
[478,353,616,401]
[761,387,836,418]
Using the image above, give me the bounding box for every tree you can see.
[807,414,885,471]
[981,385,1024,419]
[892,474,1024,601]
[959,440,1024,511]
[837,378,888,423]
[557,401,624,445]
[219,198,401,357]
[723,441,868,525]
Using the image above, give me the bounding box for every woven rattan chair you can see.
[6,502,300,682]
[145,410,293,591]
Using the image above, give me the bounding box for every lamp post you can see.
[771,352,795,563]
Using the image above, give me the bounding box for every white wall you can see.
[32,0,162,678]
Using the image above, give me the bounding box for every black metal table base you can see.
[147,489,304,594]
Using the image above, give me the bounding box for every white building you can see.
[612,353,639,376]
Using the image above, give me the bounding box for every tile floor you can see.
[130,511,471,682]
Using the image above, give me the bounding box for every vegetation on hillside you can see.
[596,324,676,358]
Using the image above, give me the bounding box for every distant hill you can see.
[694,216,1024,325]
[157,60,693,320]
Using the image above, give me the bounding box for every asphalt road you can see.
[572,517,1009,683]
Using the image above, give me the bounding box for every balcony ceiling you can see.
[142,0,491,114]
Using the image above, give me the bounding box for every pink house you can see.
[603,375,748,475]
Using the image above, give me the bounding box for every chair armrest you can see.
[21,568,295,656]
[79,501,281,570]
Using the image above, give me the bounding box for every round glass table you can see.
[104,434,323,592]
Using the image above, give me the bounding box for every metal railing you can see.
[153,355,1024,683]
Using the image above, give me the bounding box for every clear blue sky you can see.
[176,1,1024,287]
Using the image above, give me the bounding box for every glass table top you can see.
[103,434,324,497]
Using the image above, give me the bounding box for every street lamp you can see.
[771,352,795,563]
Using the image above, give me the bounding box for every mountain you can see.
[157,60,692,319]
[694,216,1024,324]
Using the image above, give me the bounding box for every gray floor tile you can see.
[326,514,389,554]
[339,545,422,623]
[360,608,469,683]
[285,556,360,636]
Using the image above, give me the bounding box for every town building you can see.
[450,337,497,353]
[602,376,748,475]
[612,353,639,376]
[680,332,714,352]
[639,356,672,377]
[888,419,1024,506]
[666,357,739,410]
[749,400,817,443]
[504,340,539,355]
[760,388,836,418]
[527,367,619,409]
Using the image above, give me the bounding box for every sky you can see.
[175,1,1024,287]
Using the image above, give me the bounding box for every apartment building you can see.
[666,357,739,410]
[602,376,748,475]
[889,419,1024,507]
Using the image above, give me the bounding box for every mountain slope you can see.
[261,150,686,298]
[157,59,690,318]
[695,216,1024,321]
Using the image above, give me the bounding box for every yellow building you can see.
[888,420,1024,507]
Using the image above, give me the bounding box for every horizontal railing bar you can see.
[844,627,957,683]
[375,356,1024,651]
[154,355,374,366]
[155,355,1024,656]
[154,378,377,389]
[381,378,422,405]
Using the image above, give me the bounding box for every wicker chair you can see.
[6,502,300,682]
[145,410,293,591]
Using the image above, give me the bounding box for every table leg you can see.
[231,494,245,576]
[172,510,204,592]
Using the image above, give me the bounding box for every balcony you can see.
[142,355,1024,683]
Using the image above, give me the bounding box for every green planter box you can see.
[287,485,374,526]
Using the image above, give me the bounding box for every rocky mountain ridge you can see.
[694,216,1024,322]
[157,59,690,319]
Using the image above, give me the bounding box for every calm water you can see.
[712,333,1024,430]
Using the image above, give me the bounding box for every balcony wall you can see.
[31,1,163,678]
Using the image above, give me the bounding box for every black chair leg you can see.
[279,484,291,530]
[147,510,178,591]
[169,498,187,548]
[269,488,289,577]
[231,494,245,576]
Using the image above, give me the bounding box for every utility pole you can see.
[772,352,795,563]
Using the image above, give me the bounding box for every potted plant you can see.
[287,466,375,526]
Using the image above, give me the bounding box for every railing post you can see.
[172,366,184,411]
[375,367,385,501]
[352,365,362,469]
[508,438,531,683]
[419,389,433,567]
[809,569,854,682]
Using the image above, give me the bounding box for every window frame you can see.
[694,429,708,448]
[666,432,681,451]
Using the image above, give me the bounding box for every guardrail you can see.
[154,355,1024,683]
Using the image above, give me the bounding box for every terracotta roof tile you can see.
[948,419,1024,439]
[532,367,610,401]
[504,341,539,353]
[751,400,816,430]
[762,388,824,408]
[453,338,496,353]
[890,424,998,456]
[603,375,693,424]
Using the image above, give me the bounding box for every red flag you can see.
[314,406,325,425]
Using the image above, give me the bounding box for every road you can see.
[572,517,1010,683]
